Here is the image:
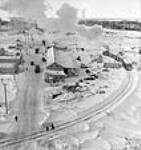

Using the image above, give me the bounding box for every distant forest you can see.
[1,18,141,32]
[78,19,141,31]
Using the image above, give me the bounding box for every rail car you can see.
[102,50,133,71]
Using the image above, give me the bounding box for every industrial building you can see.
[45,46,80,83]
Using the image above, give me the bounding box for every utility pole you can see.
[4,83,8,114]
[1,79,8,114]
[28,30,30,55]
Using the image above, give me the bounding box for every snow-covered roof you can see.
[47,46,80,68]
[46,70,66,76]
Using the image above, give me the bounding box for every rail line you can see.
[0,72,136,149]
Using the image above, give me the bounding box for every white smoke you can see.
[45,3,103,40]
[1,1,103,40]
[0,0,47,27]
[46,3,78,32]
[77,24,103,40]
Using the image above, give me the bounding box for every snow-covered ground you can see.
[40,46,125,124]
[34,29,141,150]
[0,27,140,150]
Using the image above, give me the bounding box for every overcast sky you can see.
[0,0,140,20]
[45,0,141,19]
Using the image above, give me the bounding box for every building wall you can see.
[64,68,79,77]
[44,72,65,83]
[103,62,122,68]
[0,63,18,74]
[0,56,22,64]
[47,63,63,71]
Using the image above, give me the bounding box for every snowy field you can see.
[31,29,141,150]
[0,26,140,150]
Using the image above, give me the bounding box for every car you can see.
[34,65,41,73]
[42,57,46,62]
[35,48,40,54]
[81,64,88,68]
[84,76,95,81]
[98,90,106,94]
[79,79,83,83]
[85,69,91,74]
[16,52,20,56]
[102,50,110,56]
[76,56,81,61]
[42,40,46,46]
[30,61,34,66]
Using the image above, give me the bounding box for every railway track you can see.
[0,72,136,149]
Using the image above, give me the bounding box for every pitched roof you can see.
[47,46,80,68]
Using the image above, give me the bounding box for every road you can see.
[0,70,137,149]
[13,71,42,136]
[6,50,44,150]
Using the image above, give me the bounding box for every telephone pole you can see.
[1,79,8,114]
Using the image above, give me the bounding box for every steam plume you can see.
[1,0,47,27]
[1,1,103,40]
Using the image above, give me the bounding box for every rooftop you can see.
[47,46,80,69]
